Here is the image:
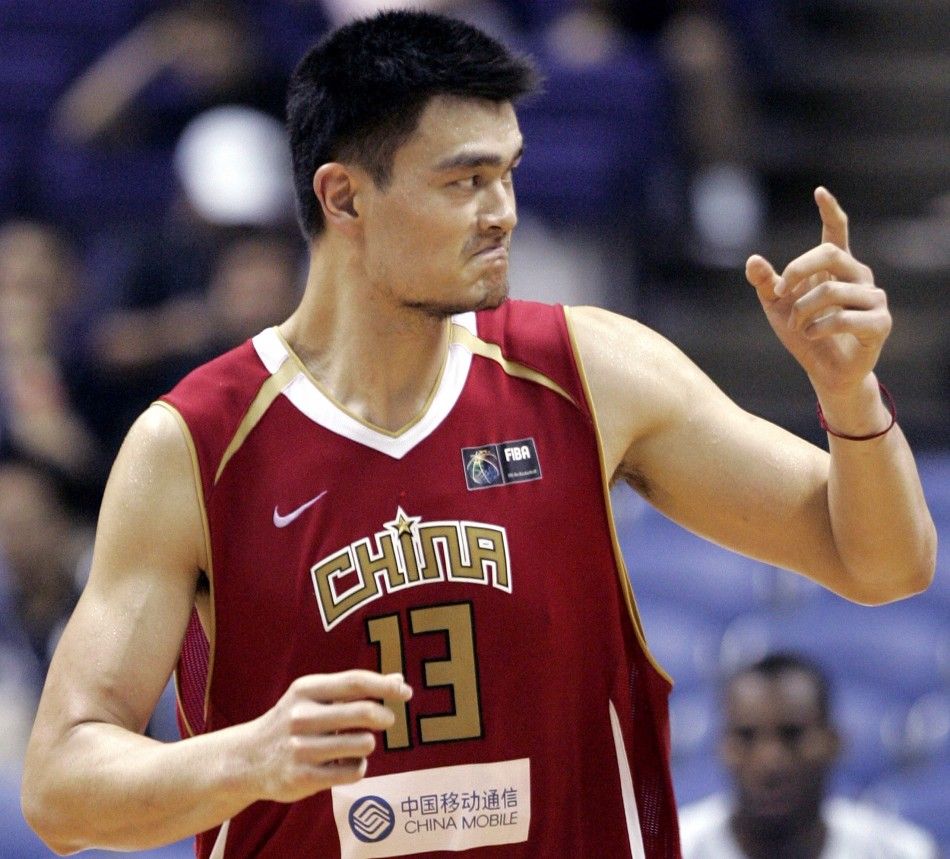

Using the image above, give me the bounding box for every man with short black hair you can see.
[680,653,939,859]
[22,10,935,858]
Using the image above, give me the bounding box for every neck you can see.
[730,810,827,859]
[279,242,454,433]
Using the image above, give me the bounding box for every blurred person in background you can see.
[0,220,103,495]
[679,652,940,859]
[50,0,286,149]
[544,0,768,267]
[92,230,302,378]
[69,105,301,455]
[0,461,86,686]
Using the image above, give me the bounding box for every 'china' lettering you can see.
[311,507,511,630]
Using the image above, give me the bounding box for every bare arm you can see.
[50,15,176,143]
[50,10,241,144]
[21,405,410,854]
[570,190,935,605]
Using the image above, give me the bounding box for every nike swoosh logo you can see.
[273,490,327,528]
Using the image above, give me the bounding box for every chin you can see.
[475,285,509,311]
[407,278,509,318]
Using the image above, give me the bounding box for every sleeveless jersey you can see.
[160,299,680,858]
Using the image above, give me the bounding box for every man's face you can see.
[720,671,839,827]
[355,94,522,317]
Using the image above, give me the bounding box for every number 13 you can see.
[366,602,483,749]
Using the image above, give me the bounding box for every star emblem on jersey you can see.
[384,507,421,538]
[273,490,327,528]
[461,438,541,490]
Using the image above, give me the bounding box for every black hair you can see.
[727,651,833,723]
[285,10,539,237]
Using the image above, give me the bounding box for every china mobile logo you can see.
[348,796,396,843]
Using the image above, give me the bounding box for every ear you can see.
[313,163,360,234]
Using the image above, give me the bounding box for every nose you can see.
[749,733,793,776]
[477,178,517,234]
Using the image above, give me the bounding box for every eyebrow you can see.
[434,143,525,173]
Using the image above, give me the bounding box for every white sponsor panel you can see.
[331,758,531,857]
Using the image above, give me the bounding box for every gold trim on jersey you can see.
[153,400,218,735]
[562,307,674,688]
[213,358,300,485]
[274,325,451,439]
[449,323,578,407]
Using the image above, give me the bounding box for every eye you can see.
[452,175,481,190]
[732,726,756,744]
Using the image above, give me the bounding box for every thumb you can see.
[746,254,784,299]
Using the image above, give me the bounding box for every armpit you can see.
[613,460,653,499]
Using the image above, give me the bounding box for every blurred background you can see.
[0,0,946,855]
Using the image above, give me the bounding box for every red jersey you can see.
[160,299,680,858]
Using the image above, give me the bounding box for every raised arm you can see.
[21,404,410,854]
[569,189,935,605]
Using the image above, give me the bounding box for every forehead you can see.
[394,95,522,170]
[726,672,824,726]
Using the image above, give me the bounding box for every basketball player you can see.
[679,653,940,858]
[22,11,935,858]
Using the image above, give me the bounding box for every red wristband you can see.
[817,383,897,440]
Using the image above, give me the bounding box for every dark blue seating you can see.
[514,44,674,224]
[862,755,950,846]
[636,597,722,691]
[0,769,56,858]
[0,33,78,121]
[719,597,950,701]
[830,680,908,791]
[670,753,729,808]
[34,140,175,238]
[621,505,776,626]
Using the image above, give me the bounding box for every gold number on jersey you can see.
[367,602,482,749]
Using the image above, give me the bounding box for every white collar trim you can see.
[251,312,476,460]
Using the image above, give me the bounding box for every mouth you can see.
[747,781,799,816]
[471,243,509,262]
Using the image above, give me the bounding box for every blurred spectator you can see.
[679,652,940,859]
[544,0,769,267]
[0,462,87,685]
[67,104,301,453]
[93,230,302,374]
[74,226,302,454]
[49,0,286,150]
[0,220,103,492]
[35,1,293,243]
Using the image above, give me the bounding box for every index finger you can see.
[816,186,849,252]
[293,670,413,703]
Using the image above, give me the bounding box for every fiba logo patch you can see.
[349,795,396,843]
[462,438,541,491]
[464,448,503,488]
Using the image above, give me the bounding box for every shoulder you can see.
[159,333,276,492]
[472,299,572,362]
[824,797,939,858]
[567,304,702,396]
[161,336,269,419]
[466,299,588,414]
[678,794,739,859]
[94,399,209,578]
[565,305,720,480]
